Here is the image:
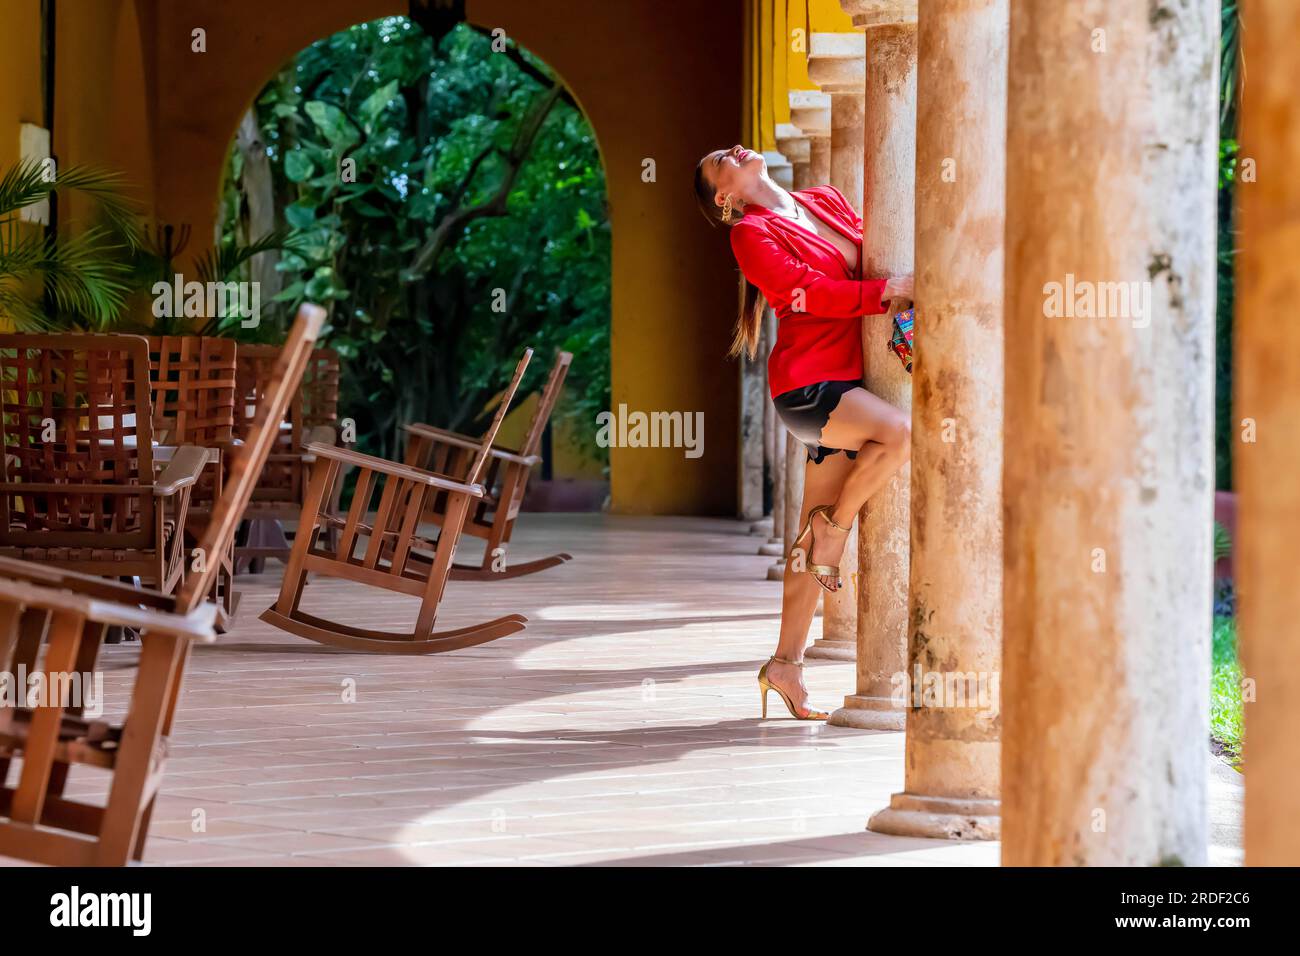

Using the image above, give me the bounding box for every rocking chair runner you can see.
[0,305,326,866]
[401,349,573,581]
[0,334,207,594]
[260,348,535,654]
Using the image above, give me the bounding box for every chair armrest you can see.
[0,578,216,643]
[306,442,487,497]
[0,555,177,610]
[402,422,478,444]
[154,444,221,466]
[403,422,539,467]
[154,445,209,496]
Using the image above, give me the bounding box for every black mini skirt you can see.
[773,379,864,464]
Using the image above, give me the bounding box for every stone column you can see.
[804,35,866,662]
[866,0,1005,840]
[776,433,806,582]
[1238,0,1300,866]
[760,308,786,563]
[830,1,916,731]
[809,33,866,207]
[790,89,832,186]
[1001,0,1217,865]
[763,151,793,189]
[776,124,811,189]
[739,332,766,523]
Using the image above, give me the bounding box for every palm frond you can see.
[195,228,297,284]
[0,226,132,330]
[0,159,142,249]
[39,227,132,329]
[0,287,55,332]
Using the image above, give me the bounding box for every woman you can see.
[695,144,913,721]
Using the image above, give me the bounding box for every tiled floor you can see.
[4,514,1241,866]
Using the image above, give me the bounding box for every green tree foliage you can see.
[222,18,610,460]
[1216,1,1240,491]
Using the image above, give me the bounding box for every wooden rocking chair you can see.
[146,335,238,614]
[0,304,325,866]
[233,345,341,571]
[260,348,534,654]
[0,580,215,866]
[401,349,573,581]
[0,334,206,595]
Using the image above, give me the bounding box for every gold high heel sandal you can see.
[757,656,829,720]
[791,504,851,593]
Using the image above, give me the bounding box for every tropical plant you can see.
[1213,520,1231,563]
[0,160,141,331]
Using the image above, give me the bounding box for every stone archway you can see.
[137,0,746,516]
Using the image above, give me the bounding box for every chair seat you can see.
[321,513,438,553]
[0,519,176,562]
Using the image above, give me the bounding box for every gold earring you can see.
[721,194,734,222]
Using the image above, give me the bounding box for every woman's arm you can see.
[731,222,887,318]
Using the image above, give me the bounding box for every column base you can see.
[766,561,786,581]
[806,638,855,661]
[749,518,774,536]
[758,541,785,557]
[828,694,904,731]
[867,792,1001,841]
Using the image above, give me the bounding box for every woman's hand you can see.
[882,275,914,304]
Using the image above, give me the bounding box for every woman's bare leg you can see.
[765,450,855,714]
[805,388,911,590]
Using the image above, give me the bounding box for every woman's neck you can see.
[745,174,796,217]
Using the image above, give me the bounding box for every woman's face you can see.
[701,145,765,209]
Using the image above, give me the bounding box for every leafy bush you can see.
[1210,615,1243,763]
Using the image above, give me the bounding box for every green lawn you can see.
[1211,615,1244,764]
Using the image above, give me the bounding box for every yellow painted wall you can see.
[0,2,155,225]
[128,0,743,515]
[0,3,43,170]
[56,1,157,226]
[0,1,156,332]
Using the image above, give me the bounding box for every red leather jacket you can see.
[729,185,888,397]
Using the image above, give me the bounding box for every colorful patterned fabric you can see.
[890,308,914,374]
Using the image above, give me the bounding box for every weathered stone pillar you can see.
[1238,0,1300,866]
[739,333,766,523]
[808,135,831,187]
[790,89,832,187]
[867,0,1005,840]
[808,33,866,209]
[776,124,811,190]
[760,308,786,563]
[803,35,867,662]
[1001,0,1217,865]
[782,432,805,561]
[830,1,916,731]
[763,150,793,189]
